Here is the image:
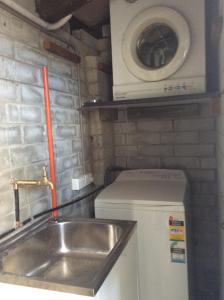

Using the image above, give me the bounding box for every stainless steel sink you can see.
[0,217,136,296]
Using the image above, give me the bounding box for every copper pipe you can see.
[42,66,58,218]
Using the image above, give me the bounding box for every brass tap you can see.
[41,166,54,190]
[10,166,54,190]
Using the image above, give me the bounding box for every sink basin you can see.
[0,217,136,296]
[2,221,122,284]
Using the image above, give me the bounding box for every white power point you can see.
[72,173,93,190]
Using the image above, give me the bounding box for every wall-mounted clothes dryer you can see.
[110,0,206,100]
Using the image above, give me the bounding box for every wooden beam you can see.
[43,40,81,64]
[35,0,93,23]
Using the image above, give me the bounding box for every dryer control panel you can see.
[113,76,206,101]
[163,78,205,95]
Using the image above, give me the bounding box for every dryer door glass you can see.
[122,7,191,82]
[136,24,178,69]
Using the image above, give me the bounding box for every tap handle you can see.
[43,165,48,177]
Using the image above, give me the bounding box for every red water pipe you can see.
[42,66,58,218]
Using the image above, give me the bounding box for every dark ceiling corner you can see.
[35,0,110,39]
[35,0,93,23]
[70,16,110,39]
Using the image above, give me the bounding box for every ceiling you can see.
[72,0,109,28]
[35,0,110,38]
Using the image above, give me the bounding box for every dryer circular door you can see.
[122,6,191,82]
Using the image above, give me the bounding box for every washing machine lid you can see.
[115,169,187,183]
[122,6,190,82]
[96,169,188,207]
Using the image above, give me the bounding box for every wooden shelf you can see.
[80,92,220,111]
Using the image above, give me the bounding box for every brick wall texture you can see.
[0,6,102,235]
[113,104,218,300]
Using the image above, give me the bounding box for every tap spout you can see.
[41,166,54,190]
[10,166,54,190]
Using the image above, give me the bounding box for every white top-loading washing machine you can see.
[110,0,206,100]
[95,169,189,300]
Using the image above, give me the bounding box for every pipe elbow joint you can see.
[46,14,73,31]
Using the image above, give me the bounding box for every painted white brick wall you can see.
[89,110,114,185]
[85,55,112,101]
[0,5,99,235]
